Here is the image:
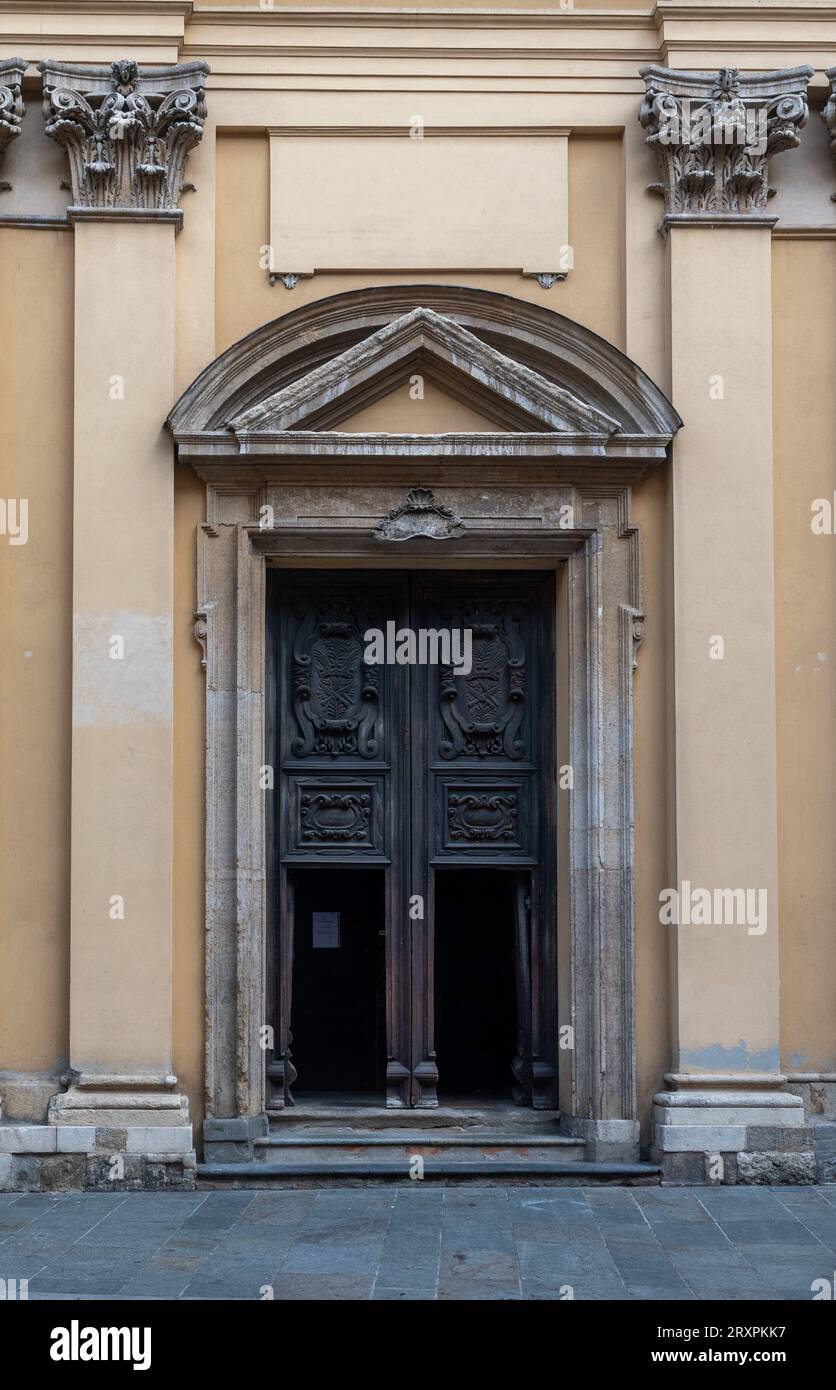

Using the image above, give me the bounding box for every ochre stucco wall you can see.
[0,229,73,1084]
[214,133,623,352]
[773,238,836,1075]
[11,116,833,1139]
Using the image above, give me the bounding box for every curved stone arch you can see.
[168,284,681,440]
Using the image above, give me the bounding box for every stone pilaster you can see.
[640,65,816,1184]
[39,58,208,1185]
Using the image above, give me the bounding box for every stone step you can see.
[267,1103,559,1131]
[197,1158,662,1188]
[254,1131,586,1163]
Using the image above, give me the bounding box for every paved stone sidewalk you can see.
[2,1186,836,1300]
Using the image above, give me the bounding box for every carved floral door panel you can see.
[409,574,555,1106]
[270,570,556,1109]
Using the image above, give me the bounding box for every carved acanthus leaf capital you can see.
[38,57,209,217]
[822,67,836,161]
[639,64,812,219]
[0,59,26,188]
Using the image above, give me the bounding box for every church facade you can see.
[1,0,835,1190]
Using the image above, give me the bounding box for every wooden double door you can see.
[266,570,557,1109]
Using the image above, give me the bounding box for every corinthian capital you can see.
[38,58,209,223]
[0,59,26,189]
[822,67,836,159]
[639,65,812,224]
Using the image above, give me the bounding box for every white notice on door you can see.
[312,911,340,949]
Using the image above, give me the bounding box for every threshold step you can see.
[197,1159,662,1188]
[267,1105,559,1130]
[254,1133,586,1162]
[256,1132,582,1146]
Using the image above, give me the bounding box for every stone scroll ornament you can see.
[0,59,25,191]
[639,65,812,217]
[38,58,209,212]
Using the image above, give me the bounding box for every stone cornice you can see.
[639,64,812,220]
[0,58,25,191]
[39,56,209,222]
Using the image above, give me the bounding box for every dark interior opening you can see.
[290,867,386,1095]
[434,869,519,1099]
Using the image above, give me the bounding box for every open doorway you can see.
[434,870,519,1101]
[289,867,386,1098]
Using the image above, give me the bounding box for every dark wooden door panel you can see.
[271,570,556,1110]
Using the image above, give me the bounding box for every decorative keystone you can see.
[639,64,812,221]
[39,57,209,220]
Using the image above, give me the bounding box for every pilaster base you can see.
[652,1075,815,1184]
[22,1076,199,1189]
[49,1075,190,1129]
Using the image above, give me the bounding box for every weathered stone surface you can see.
[204,1115,268,1142]
[744,1125,812,1152]
[56,1126,96,1153]
[10,1155,41,1191]
[145,1160,195,1192]
[654,1151,706,1184]
[85,1154,146,1192]
[737,1150,816,1185]
[40,1154,87,1191]
[125,1126,192,1153]
[0,1124,57,1153]
[0,58,25,182]
[655,1125,747,1153]
[203,1140,258,1164]
[0,1070,64,1122]
[640,64,812,218]
[95,1127,128,1152]
[39,57,209,215]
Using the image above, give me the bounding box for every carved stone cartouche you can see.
[374,487,464,542]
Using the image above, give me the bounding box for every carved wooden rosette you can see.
[0,59,26,189]
[639,64,812,218]
[38,57,209,214]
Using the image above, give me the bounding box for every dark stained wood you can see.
[269,570,557,1109]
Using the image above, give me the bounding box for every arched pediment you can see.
[168,286,680,472]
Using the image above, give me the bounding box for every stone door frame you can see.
[169,285,680,1160]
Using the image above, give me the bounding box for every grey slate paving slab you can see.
[8,1185,836,1300]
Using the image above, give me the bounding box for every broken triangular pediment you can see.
[229,307,621,437]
